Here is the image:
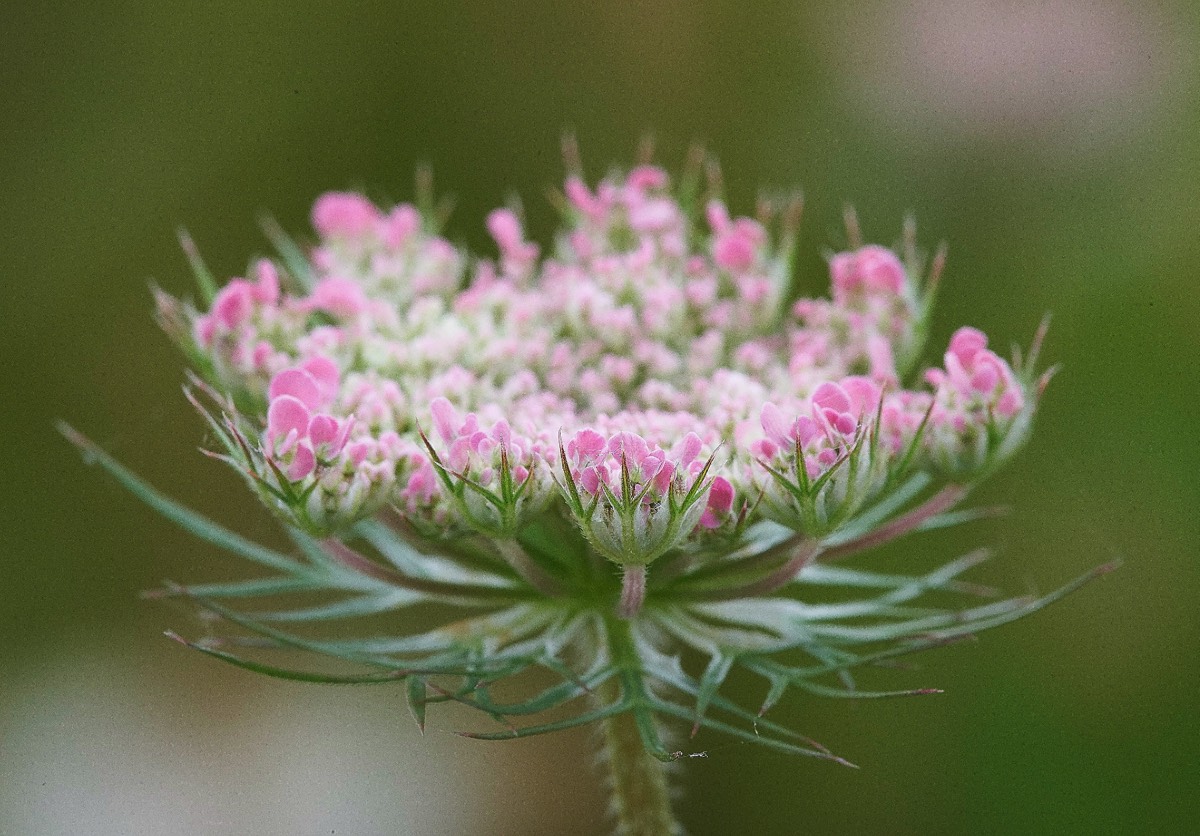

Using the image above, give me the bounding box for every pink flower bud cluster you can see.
[310,192,464,303]
[562,430,706,504]
[561,429,719,563]
[265,357,350,480]
[191,259,299,395]
[177,164,1038,539]
[419,397,557,534]
[564,166,688,266]
[259,357,414,528]
[790,244,919,388]
[749,379,889,530]
[923,327,1028,473]
[756,379,881,479]
[927,327,1024,419]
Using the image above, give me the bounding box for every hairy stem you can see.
[596,616,682,835]
[599,698,681,836]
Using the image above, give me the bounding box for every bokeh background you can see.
[3,1,1197,833]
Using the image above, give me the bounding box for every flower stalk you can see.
[601,698,680,836]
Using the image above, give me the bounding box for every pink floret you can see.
[830,245,907,301]
[312,192,381,239]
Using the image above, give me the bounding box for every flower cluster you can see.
[68,150,1107,829]
[163,163,1042,552]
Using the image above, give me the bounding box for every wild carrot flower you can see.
[67,145,1110,836]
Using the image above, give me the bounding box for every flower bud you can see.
[558,430,717,566]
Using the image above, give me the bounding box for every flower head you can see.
[72,148,1105,788]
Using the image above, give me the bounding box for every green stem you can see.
[598,617,682,836]
[600,703,681,836]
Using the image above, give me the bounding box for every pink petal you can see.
[311,192,380,239]
[997,389,1024,418]
[707,476,734,515]
[628,199,675,233]
[448,438,472,471]
[380,204,421,249]
[580,467,601,495]
[564,177,599,217]
[268,395,311,441]
[332,415,355,455]
[269,369,321,411]
[487,209,523,251]
[671,432,704,469]
[753,439,778,459]
[286,443,316,481]
[856,245,906,294]
[491,420,512,446]
[760,402,789,445]
[866,335,897,383]
[308,277,368,318]
[307,414,340,447]
[705,200,731,233]
[841,376,882,415]
[430,397,458,444]
[301,355,341,399]
[793,416,820,446]
[812,382,852,414]
[211,280,254,330]
[829,252,857,294]
[626,166,668,191]
[346,439,373,466]
[713,232,755,272]
[652,460,674,494]
[252,259,280,304]
[192,315,216,348]
[949,327,989,366]
[971,365,1000,394]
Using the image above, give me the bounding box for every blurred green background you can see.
[3,1,1197,833]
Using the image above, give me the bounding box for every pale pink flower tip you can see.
[430,397,458,444]
[487,208,538,264]
[312,192,381,239]
[380,204,421,249]
[565,177,603,219]
[831,245,907,298]
[948,327,989,366]
[252,259,280,304]
[308,277,368,318]
[487,209,523,250]
[626,165,669,191]
[211,280,254,330]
